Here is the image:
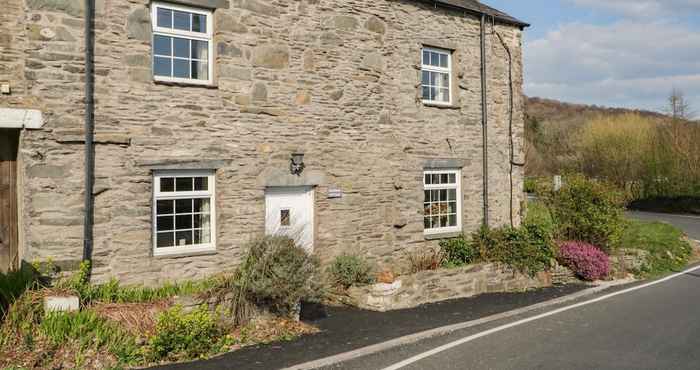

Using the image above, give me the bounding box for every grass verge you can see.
[619,219,693,277]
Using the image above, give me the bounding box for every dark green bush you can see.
[541,174,627,252]
[327,254,374,289]
[238,236,323,315]
[439,236,478,267]
[148,305,220,361]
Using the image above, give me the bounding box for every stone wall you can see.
[1,0,526,284]
[346,263,551,312]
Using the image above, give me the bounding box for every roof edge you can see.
[413,0,530,28]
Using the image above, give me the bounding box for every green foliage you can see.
[620,220,692,277]
[1,264,41,320]
[327,254,375,289]
[40,311,141,364]
[148,305,221,361]
[237,236,323,315]
[439,236,478,268]
[471,222,556,276]
[541,174,627,252]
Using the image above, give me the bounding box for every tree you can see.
[665,88,694,121]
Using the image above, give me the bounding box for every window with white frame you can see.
[423,169,462,234]
[153,170,216,256]
[151,2,213,84]
[421,47,452,105]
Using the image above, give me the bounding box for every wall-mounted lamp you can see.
[290,152,305,176]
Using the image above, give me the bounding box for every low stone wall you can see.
[346,263,552,312]
[609,248,650,278]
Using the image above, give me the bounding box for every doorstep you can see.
[149,284,587,370]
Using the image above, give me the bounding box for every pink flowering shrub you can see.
[558,241,610,281]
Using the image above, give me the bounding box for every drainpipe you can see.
[480,14,489,227]
[82,0,95,270]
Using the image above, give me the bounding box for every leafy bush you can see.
[472,222,555,276]
[619,220,692,276]
[541,174,627,252]
[327,254,374,289]
[439,236,478,268]
[148,305,220,361]
[237,236,323,315]
[558,241,610,281]
[406,249,444,274]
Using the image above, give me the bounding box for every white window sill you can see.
[424,230,463,240]
[422,101,460,110]
[154,79,218,89]
[153,245,216,258]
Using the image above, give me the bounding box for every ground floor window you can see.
[424,169,462,235]
[153,170,216,256]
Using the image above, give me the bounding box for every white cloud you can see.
[524,18,700,110]
[570,0,700,18]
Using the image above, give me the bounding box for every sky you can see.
[482,0,700,111]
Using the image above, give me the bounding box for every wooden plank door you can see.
[0,129,19,273]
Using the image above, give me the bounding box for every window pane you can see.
[429,71,436,85]
[439,53,448,68]
[194,198,210,213]
[424,189,430,202]
[175,177,193,191]
[422,86,430,100]
[441,173,448,184]
[157,200,174,215]
[176,214,192,230]
[153,35,172,56]
[448,214,457,227]
[175,198,192,213]
[194,177,208,191]
[431,216,439,228]
[153,57,171,77]
[424,175,431,185]
[421,70,429,85]
[191,61,208,80]
[438,88,449,102]
[173,37,189,58]
[194,229,210,244]
[448,201,457,213]
[173,10,191,31]
[440,189,448,201]
[422,50,429,65]
[280,209,290,226]
[157,232,174,248]
[194,214,210,228]
[157,216,174,231]
[439,203,448,214]
[439,73,450,87]
[173,59,189,78]
[448,173,456,183]
[423,203,430,215]
[192,14,207,33]
[448,189,457,201]
[440,215,448,227]
[175,230,193,246]
[160,177,174,192]
[431,174,440,185]
[157,8,172,28]
[431,52,439,66]
[191,40,208,60]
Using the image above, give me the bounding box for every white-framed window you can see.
[423,169,462,235]
[151,1,213,85]
[421,47,452,105]
[153,170,216,256]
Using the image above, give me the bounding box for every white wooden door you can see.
[265,186,314,252]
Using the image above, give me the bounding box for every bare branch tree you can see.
[665,88,695,121]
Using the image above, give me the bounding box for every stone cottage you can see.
[0,0,528,284]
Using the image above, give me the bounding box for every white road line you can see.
[381,264,700,370]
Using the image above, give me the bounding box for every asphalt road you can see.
[324,211,700,370]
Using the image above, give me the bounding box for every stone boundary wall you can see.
[346,263,552,312]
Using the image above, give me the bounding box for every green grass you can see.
[619,219,693,277]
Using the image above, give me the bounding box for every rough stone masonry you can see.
[0,0,527,285]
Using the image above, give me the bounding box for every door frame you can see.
[264,186,316,253]
[0,129,20,273]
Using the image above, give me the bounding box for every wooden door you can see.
[0,129,19,273]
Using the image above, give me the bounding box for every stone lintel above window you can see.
[158,0,229,9]
[423,158,466,170]
[137,159,231,171]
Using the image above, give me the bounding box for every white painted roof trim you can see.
[0,108,45,129]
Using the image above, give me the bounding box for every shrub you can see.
[327,254,374,289]
[542,174,627,252]
[1,264,41,320]
[237,236,323,315]
[406,249,444,274]
[558,241,610,281]
[148,305,220,361]
[472,222,555,276]
[439,235,478,268]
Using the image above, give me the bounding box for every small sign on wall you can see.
[327,187,343,199]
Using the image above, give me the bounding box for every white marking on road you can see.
[382,264,700,370]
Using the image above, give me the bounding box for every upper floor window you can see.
[421,47,452,105]
[424,169,462,235]
[151,2,213,85]
[153,170,216,256]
